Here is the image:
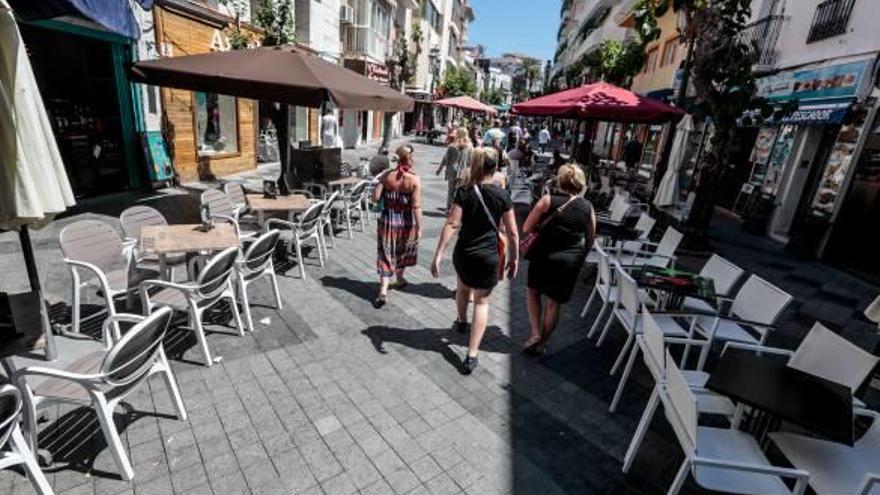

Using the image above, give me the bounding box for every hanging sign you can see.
[757,59,871,102]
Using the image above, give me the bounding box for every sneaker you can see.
[452,320,470,334]
[462,355,478,375]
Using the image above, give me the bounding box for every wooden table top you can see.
[246,194,312,212]
[327,177,364,187]
[140,224,240,256]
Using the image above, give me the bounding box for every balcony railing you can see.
[342,25,389,62]
[738,15,785,71]
[807,0,856,43]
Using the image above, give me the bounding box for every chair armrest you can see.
[64,259,112,291]
[720,342,793,357]
[265,218,298,231]
[663,337,710,348]
[692,456,810,484]
[102,313,146,344]
[12,365,100,391]
[859,473,880,495]
[854,408,880,421]
[712,315,778,331]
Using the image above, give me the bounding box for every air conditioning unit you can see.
[340,5,355,24]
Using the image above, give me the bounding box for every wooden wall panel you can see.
[156,7,258,182]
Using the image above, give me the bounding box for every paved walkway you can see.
[0,141,876,495]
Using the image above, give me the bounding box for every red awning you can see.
[434,95,498,115]
[512,82,684,123]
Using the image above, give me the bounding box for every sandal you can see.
[372,295,387,309]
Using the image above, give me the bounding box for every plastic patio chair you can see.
[334,180,370,239]
[617,225,683,269]
[680,254,745,314]
[119,205,188,281]
[659,352,809,495]
[620,308,737,472]
[11,307,187,481]
[60,219,158,335]
[141,247,245,366]
[318,190,342,257]
[200,189,258,239]
[581,244,619,337]
[0,385,53,494]
[266,201,326,279]
[235,230,283,332]
[771,408,880,495]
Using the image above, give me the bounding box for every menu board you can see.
[811,102,872,216]
[762,125,796,195]
[749,127,779,183]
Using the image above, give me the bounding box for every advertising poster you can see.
[749,127,779,183]
[811,103,872,216]
[762,125,796,195]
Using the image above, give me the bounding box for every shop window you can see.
[195,92,239,156]
[661,37,679,67]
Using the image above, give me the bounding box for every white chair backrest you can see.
[195,247,240,300]
[299,201,325,230]
[633,213,656,240]
[596,244,613,286]
[242,230,281,275]
[730,275,793,330]
[0,385,22,450]
[60,220,124,271]
[617,264,641,318]
[101,307,172,387]
[656,227,683,258]
[200,189,235,219]
[120,205,168,240]
[321,191,341,216]
[642,307,667,382]
[600,175,612,194]
[609,197,630,223]
[699,255,745,297]
[788,322,879,393]
[224,183,247,209]
[865,295,880,325]
[664,350,698,457]
[348,181,369,202]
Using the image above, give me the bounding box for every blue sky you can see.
[467,0,562,62]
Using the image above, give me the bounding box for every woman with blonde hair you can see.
[373,144,422,308]
[431,147,519,374]
[522,164,595,355]
[436,127,473,210]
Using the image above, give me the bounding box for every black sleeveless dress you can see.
[527,193,594,303]
[452,184,513,290]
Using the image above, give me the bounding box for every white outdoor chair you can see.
[596,263,690,376]
[119,205,188,281]
[318,190,342,257]
[334,180,370,239]
[60,220,158,335]
[723,322,879,409]
[865,295,880,329]
[616,211,657,254]
[617,225,683,269]
[0,385,52,495]
[680,254,745,314]
[12,307,186,481]
[595,194,630,226]
[200,189,258,239]
[660,352,810,495]
[236,230,283,332]
[688,274,794,370]
[581,244,619,338]
[266,201,325,279]
[771,408,880,495]
[141,247,245,366]
[620,308,737,472]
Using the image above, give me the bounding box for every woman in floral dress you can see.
[372,145,423,308]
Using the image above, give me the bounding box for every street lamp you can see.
[428,46,441,142]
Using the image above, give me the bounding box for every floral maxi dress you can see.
[377,189,418,277]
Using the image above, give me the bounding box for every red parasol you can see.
[434,95,498,115]
[512,82,683,123]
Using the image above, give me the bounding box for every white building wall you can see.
[133,3,162,132]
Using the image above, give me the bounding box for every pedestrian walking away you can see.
[523,164,595,355]
[431,147,519,375]
[321,107,340,147]
[538,124,551,153]
[373,144,422,309]
[436,127,473,211]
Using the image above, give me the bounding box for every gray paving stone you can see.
[409,456,443,484]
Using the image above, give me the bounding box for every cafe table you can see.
[326,176,363,191]
[140,223,240,279]
[245,193,312,225]
[633,266,716,311]
[706,348,854,447]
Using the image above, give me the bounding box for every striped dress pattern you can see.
[376,189,419,277]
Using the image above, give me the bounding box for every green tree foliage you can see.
[440,66,478,98]
[386,25,423,90]
[585,39,646,86]
[483,88,505,106]
[254,0,295,47]
[520,57,541,95]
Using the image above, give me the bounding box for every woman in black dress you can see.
[431,148,519,374]
[523,164,595,355]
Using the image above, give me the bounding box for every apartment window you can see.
[644,48,659,73]
[423,0,442,32]
[448,32,458,58]
[661,37,679,67]
[807,0,856,43]
[194,92,238,156]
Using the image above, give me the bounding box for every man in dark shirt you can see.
[622,136,643,172]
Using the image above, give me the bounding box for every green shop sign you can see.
[757,59,872,102]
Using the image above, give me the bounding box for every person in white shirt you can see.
[321,108,339,148]
[538,125,551,153]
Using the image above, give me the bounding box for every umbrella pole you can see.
[18,226,56,361]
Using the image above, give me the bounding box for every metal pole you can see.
[19,226,56,361]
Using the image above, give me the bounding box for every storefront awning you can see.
[8,0,147,39]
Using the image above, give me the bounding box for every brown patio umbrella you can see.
[131,45,413,112]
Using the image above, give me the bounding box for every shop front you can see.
[342,58,390,148]
[153,2,260,182]
[17,19,141,197]
[736,58,876,255]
